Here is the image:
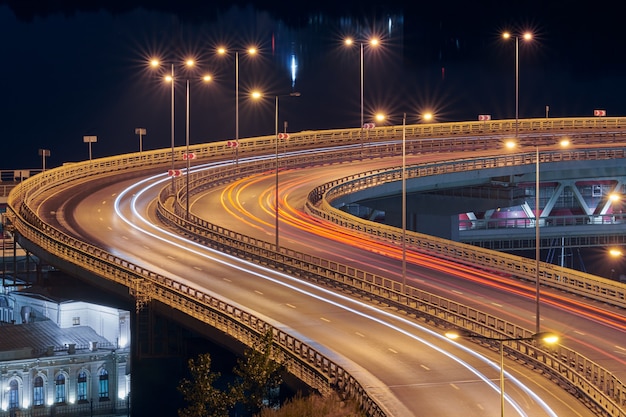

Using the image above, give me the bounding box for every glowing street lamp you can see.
[374,112,411,293]
[251,90,301,250]
[151,57,212,211]
[150,59,177,191]
[502,31,532,138]
[216,46,258,164]
[505,138,569,333]
[182,64,213,219]
[345,36,381,152]
[445,329,559,417]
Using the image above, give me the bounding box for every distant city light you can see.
[290,54,297,88]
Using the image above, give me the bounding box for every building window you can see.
[33,376,44,406]
[55,374,66,404]
[592,184,602,197]
[98,369,109,400]
[9,379,19,409]
[77,371,88,402]
[73,316,80,325]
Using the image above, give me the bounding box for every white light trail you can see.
[113,153,557,417]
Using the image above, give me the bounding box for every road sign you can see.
[167,169,182,177]
[363,123,375,129]
[277,133,290,139]
[594,109,606,117]
[83,135,98,143]
[478,114,491,121]
[182,152,196,160]
[227,140,239,148]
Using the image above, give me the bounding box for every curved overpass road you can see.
[192,152,626,380]
[34,153,607,417]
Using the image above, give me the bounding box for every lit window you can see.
[33,376,44,406]
[77,371,88,402]
[9,379,19,409]
[98,369,109,400]
[55,374,66,403]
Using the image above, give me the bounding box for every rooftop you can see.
[0,320,115,360]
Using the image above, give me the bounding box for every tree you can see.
[233,329,285,414]
[177,353,238,417]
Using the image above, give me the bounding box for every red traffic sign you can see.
[227,140,239,148]
[478,114,491,121]
[277,133,290,139]
[182,152,196,160]
[594,109,606,117]
[167,169,182,177]
[363,123,375,129]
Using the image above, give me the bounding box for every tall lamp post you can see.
[151,58,211,200]
[377,112,407,293]
[150,59,177,192]
[376,112,434,294]
[217,46,257,164]
[502,31,532,138]
[506,139,569,333]
[252,90,300,250]
[445,329,559,417]
[181,63,212,219]
[345,37,380,152]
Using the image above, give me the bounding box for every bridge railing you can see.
[7,117,626,417]
[155,151,625,417]
[8,190,388,417]
[307,148,626,310]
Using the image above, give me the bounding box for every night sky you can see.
[2,1,626,170]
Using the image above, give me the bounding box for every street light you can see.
[251,90,301,250]
[502,31,532,138]
[375,112,408,293]
[505,138,569,332]
[216,46,258,164]
[151,57,212,209]
[182,63,212,219]
[150,59,176,192]
[445,329,559,417]
[134,128,146,154]
[344,36,380,153]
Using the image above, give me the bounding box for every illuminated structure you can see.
[446,329,559,417]
[0,289,130,415]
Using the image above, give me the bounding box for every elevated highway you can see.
[6,117,626,417]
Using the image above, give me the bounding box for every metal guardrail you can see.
[6,117,626,417]
[158,170,626,416]
[158,144,626,417]
[9,194,387,417]
[306,148,626,310]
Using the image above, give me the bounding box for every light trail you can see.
[112,166,559,417]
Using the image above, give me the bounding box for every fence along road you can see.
[7,117,626,417]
